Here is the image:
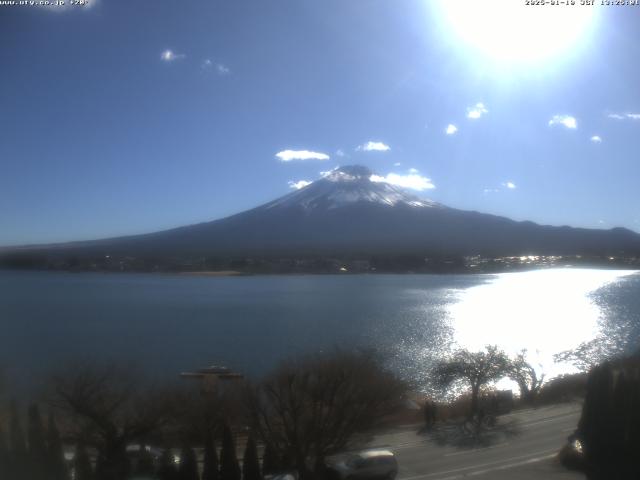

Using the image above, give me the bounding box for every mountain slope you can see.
[4,165,640,261]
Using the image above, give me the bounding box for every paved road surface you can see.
[369,403,584,480]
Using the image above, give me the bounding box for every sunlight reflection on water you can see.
[446,268,639,388]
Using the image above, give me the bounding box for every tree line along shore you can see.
[2,251,639,274]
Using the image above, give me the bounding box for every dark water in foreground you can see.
[0,269,639,390]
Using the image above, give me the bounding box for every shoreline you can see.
[178,270,246,277]
[1,263,639,278]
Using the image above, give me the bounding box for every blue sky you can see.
[1,0,639,246]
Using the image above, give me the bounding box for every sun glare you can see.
[447,269,635,385]
[435,0,597,63]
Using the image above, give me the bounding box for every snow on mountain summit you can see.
[264,165,440,211]
[323,165,374,182]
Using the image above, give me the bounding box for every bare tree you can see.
[432,345,510,419]
[173,377,245,444]
[50,363,178,480]
[508,350,544,403]
[247,349,406,479]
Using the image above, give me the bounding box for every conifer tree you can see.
[242,434,261,480]
[202,432,219,480]
[136,445,155,477]
[0,425,9,479]
[220,425,241,480]
[28,404,48,480]
[94,453,107,480]
[177,445,199,480]
[47,412,68,480]
[577,357,640,479]
[74,441,94,480]
[157,449,178,480]
[9,402,27,480]
[261,442,280,476]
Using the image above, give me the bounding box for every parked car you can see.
[325,450,398,480]
[264,473,299,480]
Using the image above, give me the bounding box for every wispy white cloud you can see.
[357,141,391,152]
[590,135,602,143]
[335,149,346,157]
[467,102,488,120]
[288,180,312,190]
[445,124,458,135]
[202,59,231,75]
[393,162,402,167]
[276,150,330,162]
[484,181,516,193]
[216,63,231,75]
[320,167,338,178]
[161,49,186,62]
[370,171,435,191]
[548,115,577,129]
[607,113,640,120]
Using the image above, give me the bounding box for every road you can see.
[368,403,585,480]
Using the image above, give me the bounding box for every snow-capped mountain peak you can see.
[264,165,440,211]
[322,165,374,182]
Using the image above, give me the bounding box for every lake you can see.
[1,268,639,393]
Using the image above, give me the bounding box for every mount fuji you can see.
[3,165,640,267]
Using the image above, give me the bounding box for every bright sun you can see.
[435,0,597,63]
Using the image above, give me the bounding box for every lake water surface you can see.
[1,268,639,392]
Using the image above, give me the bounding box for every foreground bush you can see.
[536,373,587,405]
[575,354,640,479]
[0,350,406,480]
[247,349,407,479]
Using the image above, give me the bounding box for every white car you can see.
[325,450,398,480]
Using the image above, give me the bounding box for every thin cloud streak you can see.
[161,49,186,62]
[370,171,435,191]
[202,59,230,75]
[288,180,312,190]
[357,141,390,152]
[276,150,330,162]
[607,113,640,120]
